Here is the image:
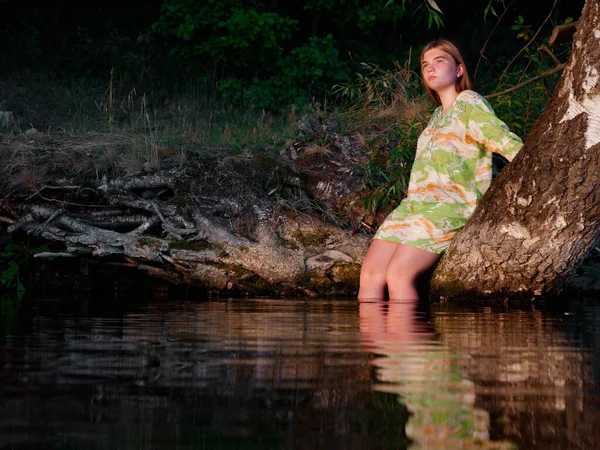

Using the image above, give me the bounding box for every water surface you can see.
[0,293,598,449]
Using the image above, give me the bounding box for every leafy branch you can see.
[385,0,444,28]
[496,0,559,88]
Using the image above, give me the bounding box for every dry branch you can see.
[485,65,565,99]
[34,252,77,259]
[549,22,578,46]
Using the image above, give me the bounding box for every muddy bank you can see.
[0,118,379,296]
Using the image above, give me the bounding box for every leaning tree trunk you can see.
[431,0,600,298]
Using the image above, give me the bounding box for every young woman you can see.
[358,39,523,300]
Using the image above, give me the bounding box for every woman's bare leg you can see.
[358,239,398,299]
[386,243,441,300]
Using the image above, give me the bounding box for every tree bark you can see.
[431,0,600,298]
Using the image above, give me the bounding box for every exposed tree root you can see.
[2,131,371,295]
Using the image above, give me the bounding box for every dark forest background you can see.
[0,0,587,138]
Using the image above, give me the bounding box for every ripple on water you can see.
[0,295,598,449]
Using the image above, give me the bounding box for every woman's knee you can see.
[385,244,440,281]
[360,263,387,287]
[385,266,416,286]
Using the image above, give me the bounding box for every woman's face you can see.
[421,47,463,92]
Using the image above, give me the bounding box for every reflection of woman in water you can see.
[359,299,494,447]
[359,299,436,349]
[359,39,523,300]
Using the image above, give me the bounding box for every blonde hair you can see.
[420,39,473,106]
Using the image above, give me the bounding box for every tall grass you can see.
[0,73,308,153]
[0,73,322,197]
[332,60,432,216]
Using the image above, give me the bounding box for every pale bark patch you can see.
[500,222,531,240]
[559,93,600,149]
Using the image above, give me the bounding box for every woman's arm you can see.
[463,100,524,162]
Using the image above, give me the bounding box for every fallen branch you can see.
[15,222,66,241]
[80,214,149,229]
[485,64,565,100]
[26,185,84,202]
[98,172,177,192]
[86,260,138,268]
[128,216,160,235]
[7,213,37,233]
[38,195,104,208]
[34,252,77,259]
[150,202,197,237]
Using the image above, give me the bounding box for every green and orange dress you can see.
[374,90,523,253]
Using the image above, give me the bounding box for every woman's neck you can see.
[438,87,460,113]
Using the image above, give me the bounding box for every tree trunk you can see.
[431,0,600,298]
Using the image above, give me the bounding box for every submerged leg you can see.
[385,243,441,300]
[358,239,398,299]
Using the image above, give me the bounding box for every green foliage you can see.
[359,120,422,214]
[333,60,418,113]
[155,0,346,107]
[1,0,579,117]
[1,242,51,293]
[155,0,297,69]
[424,0,444,28]
[152,0,425,107]
[1,261,23,292]
[332,57,427,214]
[1,294,23,336]
[281,34,347,88]
[490,73,553,136]
[385,0,442,28]
[483,0,505,20]
[307,0,407,29]
[250,34,347,109]
[153,1,359,108]
[486,14,570,135]
[511,15,532,41]
[1,243,27,292]
[216,77,246,102]
[153,0,299,85]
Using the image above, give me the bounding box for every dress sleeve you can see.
[463,99,524,162]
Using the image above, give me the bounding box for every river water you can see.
[0,291,599,449]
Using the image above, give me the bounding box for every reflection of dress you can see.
[359,300,495,447]
[374,90,523,253]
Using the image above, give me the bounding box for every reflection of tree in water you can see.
[2,296,597,449]
[0,298,414,450]
[431,302,600,450]
[359,300,515,449]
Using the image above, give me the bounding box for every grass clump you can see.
[0,74,306,153]
[333,60,431,216]
[0,74,312,198]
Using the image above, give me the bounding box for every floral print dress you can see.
[374,90,523,253]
